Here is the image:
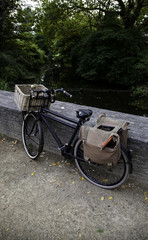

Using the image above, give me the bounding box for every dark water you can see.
[59,89,147,116]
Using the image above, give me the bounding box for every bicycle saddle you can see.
[76,109,93,120]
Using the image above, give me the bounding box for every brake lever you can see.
[30,89,35,99]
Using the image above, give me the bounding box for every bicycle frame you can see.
[37,107,82,157]
[21,87,132,189]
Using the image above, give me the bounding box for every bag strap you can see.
[111,125,122,134]
[81,126,90,140]
[96,114,106,126]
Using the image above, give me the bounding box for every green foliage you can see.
[0,0,148,99]
[132,85,148,98]
[72,25,147,87]
[0,79,9,91]
[0,0,19,45]
[0,51,31,89]
[37,0,93,83]
[37,0,148,88]
[131,85,148,110]
[0,39,45,90]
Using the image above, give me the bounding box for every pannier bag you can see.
[79,114,129,166]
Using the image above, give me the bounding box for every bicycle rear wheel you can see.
[22,113,43,159]
[74,139,130,189]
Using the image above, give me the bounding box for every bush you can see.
[0,41,45,90]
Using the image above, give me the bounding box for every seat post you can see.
[64,119,82,153]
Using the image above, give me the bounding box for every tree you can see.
[0,0,19,47]
[37,0,147,87]
[36,0,94,84]
[0,2,45,90]
[1,0,147,90]
[61,0,148,29]
[115,0,148,29]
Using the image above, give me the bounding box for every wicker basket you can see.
[14,84,50,111]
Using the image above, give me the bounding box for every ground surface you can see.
[0,135,148,240]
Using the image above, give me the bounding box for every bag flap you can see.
[79,125,118,149]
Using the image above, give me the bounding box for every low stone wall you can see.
[0,90,148,182]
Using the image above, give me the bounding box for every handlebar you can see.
[30,87,72,103]
[55,88,72,98]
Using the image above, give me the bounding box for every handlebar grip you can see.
[55,88,72,98]
[63,90,72,98]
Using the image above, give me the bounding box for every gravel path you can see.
[0,135,148,240]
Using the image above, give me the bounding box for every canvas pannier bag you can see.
[79,114,129,166]
[79,125,121,166]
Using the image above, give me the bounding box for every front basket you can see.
[14,84,50,111]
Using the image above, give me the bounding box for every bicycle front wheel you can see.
[74,139,130,189]
[22,113,43,159]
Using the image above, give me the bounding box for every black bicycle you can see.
[22,87,132,189]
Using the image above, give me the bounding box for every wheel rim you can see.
[22,114,41,159]
[74,140,129,189]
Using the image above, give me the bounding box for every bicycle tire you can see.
[74,139,130,189]
[22,113,43,159]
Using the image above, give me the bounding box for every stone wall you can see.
[0,90,148,183]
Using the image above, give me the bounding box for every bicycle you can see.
[21,87,132,190]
